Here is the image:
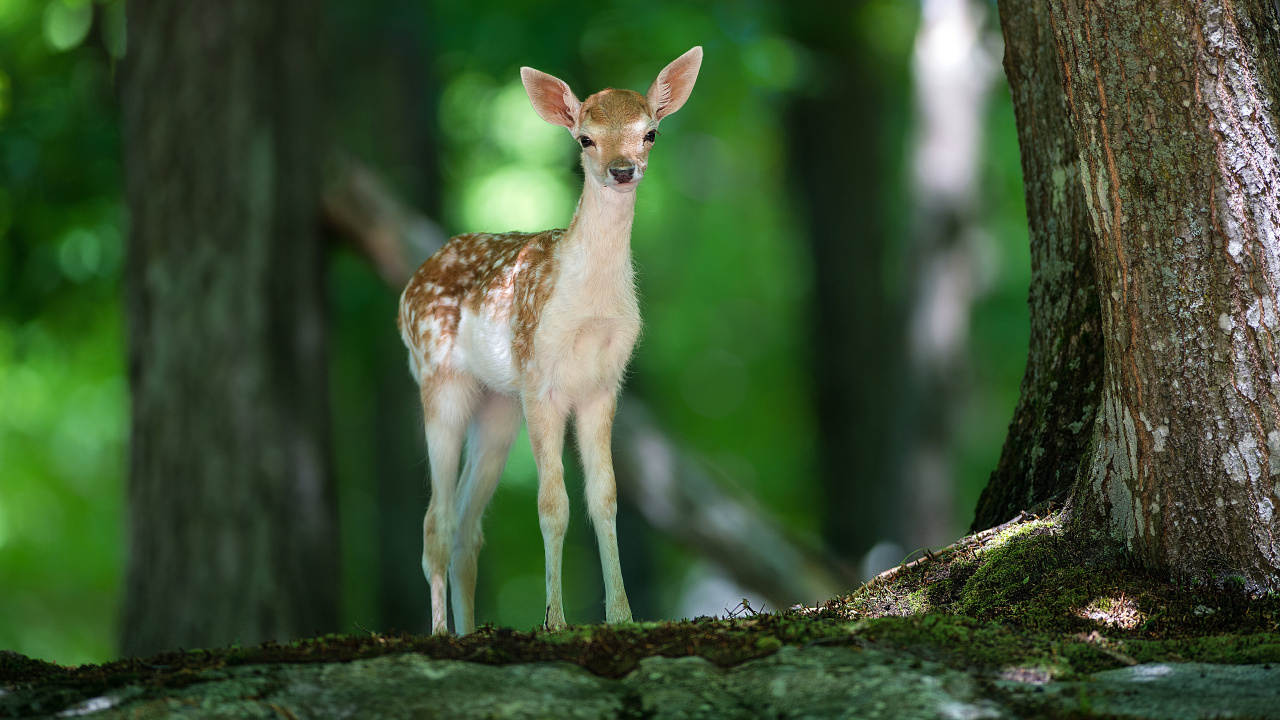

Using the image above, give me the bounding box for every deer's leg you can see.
[574,391,633,624]
[449,391,522,635]
[421,374,477,634]
[524,394,571,630]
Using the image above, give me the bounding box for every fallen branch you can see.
[611,402,853,605]
[320,153,856,608]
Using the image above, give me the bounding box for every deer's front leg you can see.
[525,394,571,630]
[574,391,633,624]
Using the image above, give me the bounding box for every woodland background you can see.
[0,0,1033,664]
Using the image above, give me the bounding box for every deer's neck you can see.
[560,177,637,290]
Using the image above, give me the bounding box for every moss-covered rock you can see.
[6,512,1280,718]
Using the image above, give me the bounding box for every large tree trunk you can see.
[1047,0,1280,591]
[984,0,1280,590]
[121,0,338,656]
[972,0,1105,531]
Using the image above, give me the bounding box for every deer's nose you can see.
[608,160,635,183]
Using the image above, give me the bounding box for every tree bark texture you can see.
[1047,0,1280,590]
[972,0,1106,532]
[121,0,338,655]
[787,2,907,564]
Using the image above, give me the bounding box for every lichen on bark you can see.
[1046,0,1280,590]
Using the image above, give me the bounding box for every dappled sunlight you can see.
[1076,594,1143,630]
[1129,663,1174,681]
[41,0,92,52]
[55,223,121,284]
[980,514,1061,554]
[999,666,1052,684]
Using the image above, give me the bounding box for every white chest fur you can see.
[531,229,641,403]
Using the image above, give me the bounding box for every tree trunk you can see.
[985,0,1280,588]
[1046,0,1280,591]
[971,0,1105,532]
[121,0,338,656]
[375,4,445,635]
[787,2,908,568]
[900,0,1000,550]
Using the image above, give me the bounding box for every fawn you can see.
[398,47,703,634]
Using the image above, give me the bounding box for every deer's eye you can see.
[579,136,594,148]
[644,130,658,143]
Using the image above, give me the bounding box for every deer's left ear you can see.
[647,46,703,121]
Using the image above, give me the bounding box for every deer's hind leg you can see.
[450,390,522,635]
[421,372,479,634]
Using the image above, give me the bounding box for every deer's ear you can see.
[521,67,581,131]
[647,46,703,121]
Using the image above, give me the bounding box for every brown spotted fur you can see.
[398,229,562,379]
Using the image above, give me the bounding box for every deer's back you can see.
[398,230,563,387]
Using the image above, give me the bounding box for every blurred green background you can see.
[0,0,1028,664]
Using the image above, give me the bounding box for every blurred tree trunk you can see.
[985,0,1280,590]
[971,0,1104,531]
[373,4,443,635]
[787,2,908,571]
[898,0,1000,552]
[121,0,338,656]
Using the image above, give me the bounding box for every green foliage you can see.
[0,0,126,665]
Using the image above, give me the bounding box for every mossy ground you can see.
[5,511,1279,715]
[825,511,1280,676]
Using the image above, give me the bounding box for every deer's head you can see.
[521,47,702,194]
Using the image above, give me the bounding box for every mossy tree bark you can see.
[121,0,338,656]
[983,0,1280,591]
[1048,0,1280,591]
[972,0,1105,532]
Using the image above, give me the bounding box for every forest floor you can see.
[4,512,1280,718]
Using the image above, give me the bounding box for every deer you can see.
[398,47,703,635]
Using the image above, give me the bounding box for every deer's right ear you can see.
[647,46,703,121]
[521,67,581,131]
